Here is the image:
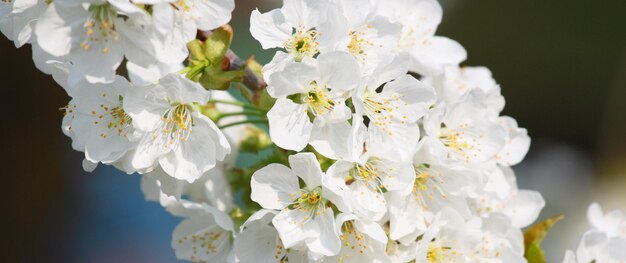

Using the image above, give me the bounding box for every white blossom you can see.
[250,0,333,63]
[0,0,46,47]
[563,203,626,263]
[61,75,139,167]
[387,140,479,243]
[266,51,359,154]
[35,0,156,84]
[422,92,506,166]
[166,199,235,262]
[469,165,545,228]
[324,213,389,262]
[325,0,402,74]
[353,56,436,157]
[124,73,230,182]
[0,0,567,261]
[414,209,482,263]
[141,0,234,64]
[250,152,343,256]
[235,209,311,263]
[374,0,466,76]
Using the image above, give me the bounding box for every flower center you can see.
[177,226,230,260]
[173,0,192,12]
[399,27,417,49]
[438,124,477,162]
[412,164,446,210]
[288,187,326,222]
[347,27,377,64]
[150,104,194,149]
[84,96,133,139]
[284,28,319,61]
[102,105,132,137]
[347,31,367,56]
[363,91,407,136]
[349,158,388,193]
[439,129,467,150]
[81,3,119,53]
[302,82,335,116]
[290,187,323,210]
[427,241,454,263]
[339,221,368,258]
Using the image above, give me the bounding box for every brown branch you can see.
[225,50,267,91]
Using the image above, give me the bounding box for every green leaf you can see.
[185,26,246,90]
[253,88,276,111]
[198,67,244,90]
[186,40,208,66]
[523,215,564,263]
[202,26,233,67]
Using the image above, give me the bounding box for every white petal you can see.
[159,113,229,182]
[118,18,156,67]
[354,218,388,245]
[194,0,234,30]
[288,152,323,188]
[348,183,387,220]
[323,160,353,197]
[158,73,211,105]
[249,8,291,49]
[366,55,410,90]
[147,166,187,198]
[123,84,171,132]
[503,190,545,228]
[309,120,352,160]
[382,74,436,122]
[34,3,76,57]
[267,98,313,151]
[272,208,318,249]
[126,60,183,86]
[267,62,316,98]
[305,208,341,256]
[411,36,466,76]
[380,161,415,192]
[316,51,361,92]
[82,158,98,172]
[251,163,299,210]
[172,216,232,262]
[263,51,292,87]
[235,210,284,263]
[497,116,531,166]
[140,175,160,202]
[281,0,329,28]
[388,192,426,241]
[84,129,130,163]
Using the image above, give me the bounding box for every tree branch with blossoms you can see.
[1,0,625,262]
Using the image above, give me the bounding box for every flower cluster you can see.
[242,0,544,262]
[3,0,620,262]
[563,203,626,263]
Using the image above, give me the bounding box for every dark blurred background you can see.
[1,0,625,262]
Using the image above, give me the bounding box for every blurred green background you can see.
[1,0,625,262]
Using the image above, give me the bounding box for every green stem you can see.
[219,119,268,129]
[178,62,209,80]
[217,111,267,120]
[176,66,193,75]
[208,99,266,112]
[186,64,205,80]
